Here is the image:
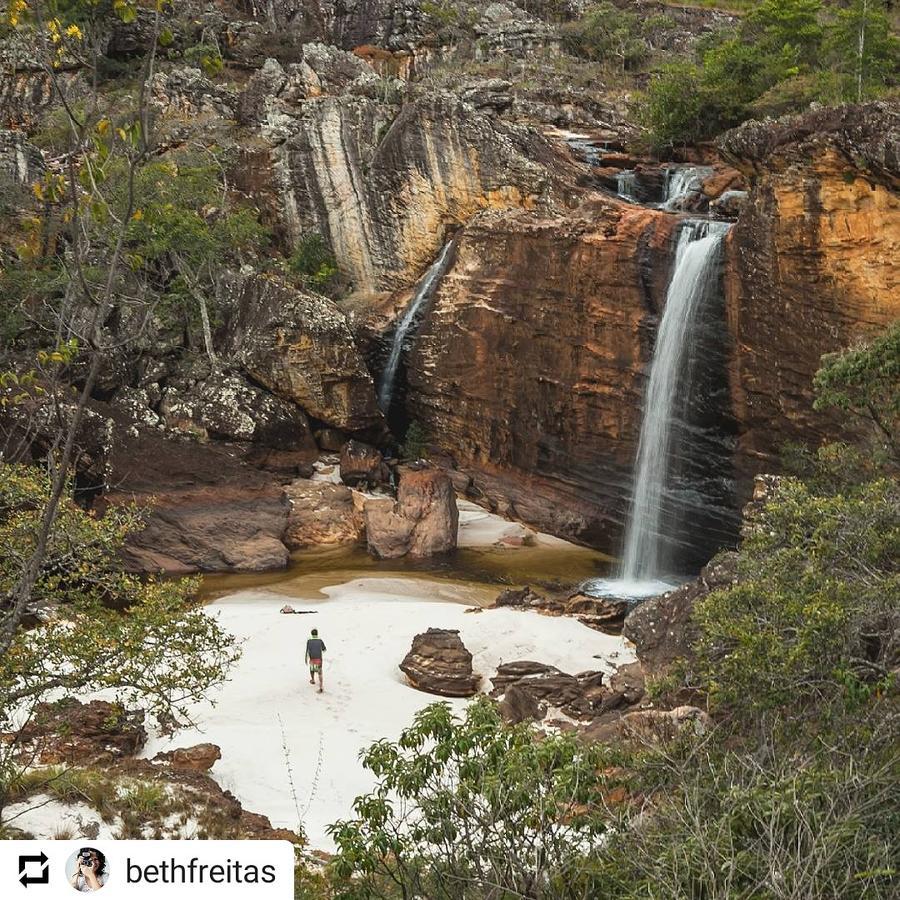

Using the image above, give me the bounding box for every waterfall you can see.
[585,219,731,600]
[616,170,637,201]
[662,166,713,210]
[378,240,454,413]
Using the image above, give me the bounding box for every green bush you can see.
[286,233,338,289]
[692,478,899,716]
[561,2,651,71]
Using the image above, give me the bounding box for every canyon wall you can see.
[403,104,898,562]
[720,102,900,479]
[407,201,683,550]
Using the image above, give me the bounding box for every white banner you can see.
[1,840,295,899]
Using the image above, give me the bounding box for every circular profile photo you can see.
[65,847,109,893]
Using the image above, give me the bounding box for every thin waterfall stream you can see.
[378,239,454,414]
[586,219,732,600]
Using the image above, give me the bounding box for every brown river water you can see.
[200,542,615,605]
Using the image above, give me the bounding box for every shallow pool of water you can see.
[200,541,615,604]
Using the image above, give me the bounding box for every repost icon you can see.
[17,851,49,887]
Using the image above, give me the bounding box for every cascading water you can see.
[662,166,713,211]
[378,239,454,414]
[586,219,732,600]
[616,170,637,201]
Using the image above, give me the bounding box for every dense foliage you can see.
[638,0,899,148]
[329,699,618,900]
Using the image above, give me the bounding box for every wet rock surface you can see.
[399,628,481,697]
[623,553,738,676]
[493,585,629,635]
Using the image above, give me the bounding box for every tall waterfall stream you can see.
[378,239,454,413]
[587,219,732,600]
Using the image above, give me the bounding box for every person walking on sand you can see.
[305,628,326,693]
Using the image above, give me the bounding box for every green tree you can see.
[329,698,615,900]
[744,0,824,66]
[0,462,239,813]
[825,0,900,101]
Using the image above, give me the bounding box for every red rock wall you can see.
[407,201,680,548]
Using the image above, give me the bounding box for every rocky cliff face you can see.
[401,104,899,561]
[720,102,900,480]
[260,85,573,293]
[407,200,684,548]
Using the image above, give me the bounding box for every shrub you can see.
[329,699,617,899]
[286,233,338,289]
[561,2,649,71]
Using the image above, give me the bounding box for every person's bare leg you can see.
[309,667,315,685]
[318,669,324,693]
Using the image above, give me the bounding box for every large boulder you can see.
[119,482,291,574]
[159,371,318,453]
[364,464,458,558]
[399,628,480,697]
[283,479,364,548]
[223,272,382,432]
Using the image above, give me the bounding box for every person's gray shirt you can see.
[306,638,326,660]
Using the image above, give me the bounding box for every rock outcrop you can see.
[494,585,630,635]
[223,271,382,432]
[154,743,222,773]
[623,552,738,676]
[160,371,318,453]
[364,464,458,558]
[272,91,571,293]
[721,102,900,482]
[491,660,609,723]
[100,418,292,574]
[399,628,480,696]
[10,700,147,765]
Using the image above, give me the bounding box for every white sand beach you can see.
[143,575,634,850]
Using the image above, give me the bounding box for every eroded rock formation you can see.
[399,628,480,697]
[364,463,458,558]
[223,271,382,432]
[720,102,900,480]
